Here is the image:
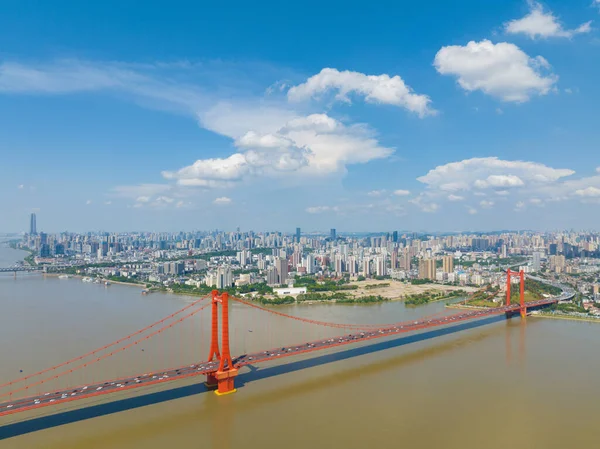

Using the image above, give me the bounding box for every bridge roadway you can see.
[0,298,558,417]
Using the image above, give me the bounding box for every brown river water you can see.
[0,246,599,448]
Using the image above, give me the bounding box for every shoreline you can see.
[530,313,600,324]
[44,273,146,289]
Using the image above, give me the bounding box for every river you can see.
[0,245,599,448]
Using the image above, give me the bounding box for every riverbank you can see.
[530,312,600,324]
[43,273,146,289]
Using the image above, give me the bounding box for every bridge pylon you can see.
[205,290,238,396]
[506,269,526,318]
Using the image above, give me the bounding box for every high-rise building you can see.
[330,228,337,241]
[391,250,398,269]
[296,227,301,243]
[216,266,233,289]
[442,255,454,273]
[392,231,398,243]
[30,213,37,235]
[266,267,278,285]
[304,254,315,274]
[532,252,542,272]
[418,258,436,280]
[549,255,566,273]
[400,248,411,271]
[275,257,288,285]
[376,256,386,277]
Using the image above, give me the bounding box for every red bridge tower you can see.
[205,290,238,395]
[506,269,526,318]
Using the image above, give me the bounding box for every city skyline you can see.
[2,1,600,232]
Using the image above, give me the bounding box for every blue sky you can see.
[1,0,600,233]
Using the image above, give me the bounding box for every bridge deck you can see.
[0,298,558,417]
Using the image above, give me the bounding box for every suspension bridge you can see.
[0,270,565,418]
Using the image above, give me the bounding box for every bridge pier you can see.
[214,368,238,396]
[205,373,218,389]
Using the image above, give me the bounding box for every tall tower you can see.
[296,227,301,243]
[29,213,37,235]
[330,228,337,241]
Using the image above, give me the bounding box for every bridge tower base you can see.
[214,368,238,396]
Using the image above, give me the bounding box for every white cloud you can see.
[213,196,232,205]
[474,174,525,188]
[479,200,495,208]
[393,189,411,196]
[505,2,592,39]
[306,206,336,214]
[467,207,478,215]
[104,201,112,205]
[515,201,526,211]
[448,194,465,201]
[418,157,573,193]
[17,184,24,189]
[410,195,439,213]
[596,167,600,173]
[85,200,92,205]
[164,113,393,187]
[368,189,386,197]
[287,68,436,117]
[575,186,600,197]
[434,40,557,102]
[530,198,543,205]
[0,60,399,196]
[495,190,510,196]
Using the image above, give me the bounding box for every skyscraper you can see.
[418,258,436,280]
[442,255,454,273]
[275,257,288,285]
[330,228,336,241]
[392,231,398,243]
[30,213,37,235]
[296,227,301,243]
[532,252,542,272]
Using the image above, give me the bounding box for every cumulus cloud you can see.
[474,175,525,188]
[213,196,232,205]
[575,186,600,197]
[448,194,465,201]
[164,113,393,187]
[479,200,495,208]
[393,189,411,196]
[368,190,386,197]
[287,68,436,117]
[417,157,574,193]
[434,40,557,102]
[467,207,478,215]
[505,2,592,39]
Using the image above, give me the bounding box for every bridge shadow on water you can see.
[0,315,504,440]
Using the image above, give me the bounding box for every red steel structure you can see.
[0,282,563,418]
[205,290,238,395]
[506,269,526,318]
